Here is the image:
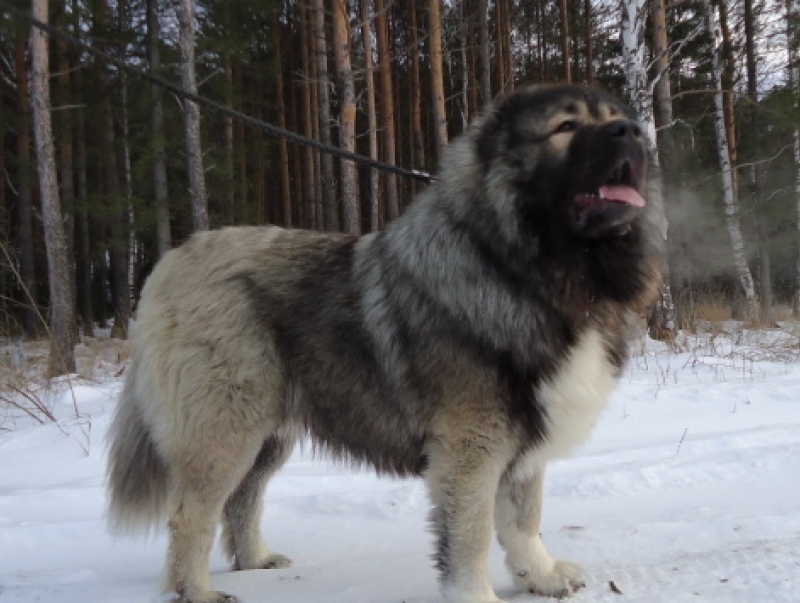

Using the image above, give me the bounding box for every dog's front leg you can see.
[425,435,510,603]
[494,463,585,598]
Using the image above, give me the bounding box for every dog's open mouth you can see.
[574,160,645,209]
[569,160,644,238]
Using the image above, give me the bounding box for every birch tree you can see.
[703,0,759,320]
[31,0,77,375]
[620,0,674,339]
[176,0,209,232]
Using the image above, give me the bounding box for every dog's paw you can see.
[260,552,292,569]
[513,559,585,599]
[174,589,240,603]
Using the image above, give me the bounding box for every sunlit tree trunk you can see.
[31,0,77,375]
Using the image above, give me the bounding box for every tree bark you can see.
[72,7,93,338]
[429,0,449,159]
[300,4,319,229]
[409,0,426,178]
[477,0,491,104]
[789,0,800,317]
[148,0,170,255]
[14,32,39,337]
[650,0,677,338]
[743,0,774,325]
[313,0,339,231]
[704,0,759,321]
[333,0,360,233]
[31,0,77,375]
[585,0,594,85]
[361,0,382,231]
[376,0,399,220]
[496,0,513,93]
[274,6,292,228]
[559,0,571,82]
[176,0,209,232]
[94,0,130,339]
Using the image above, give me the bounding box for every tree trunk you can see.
[31,0,77,375]
[147,0,170,255]
[409,0,426,177]
[14,32,39,337]
[300,4,319,229]
[585,0,594,85]
[790,0,800,317]
[650,0,677,338]
[477,0,491,104]
[56,7,75,319]
[559,0,571,82]
[94,0,130,339]
[274,6,292,228]
[376,0,399,221]
[743,0,774,325]
[429,0,449,159]
[72,14,93,338]
[333,0,360,234]
[496,0,513,93]
[177,0,209,232]
[620,0,656,148]
[704,0,759,321]
[312,0,339,231]
[361,0,381,231]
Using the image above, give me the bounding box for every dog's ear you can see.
[476,111,505,176]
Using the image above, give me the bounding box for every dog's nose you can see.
[603,120,641,139]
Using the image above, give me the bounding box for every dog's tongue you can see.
[600,185,645,208]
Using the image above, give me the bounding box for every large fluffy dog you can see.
[107,84,663,602]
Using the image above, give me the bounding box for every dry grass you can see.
[0,334,129,431]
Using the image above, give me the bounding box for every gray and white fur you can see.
[107,83,663,602]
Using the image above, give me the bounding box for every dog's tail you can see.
[106,362,169,536]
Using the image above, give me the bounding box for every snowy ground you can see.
[1,325,800,602]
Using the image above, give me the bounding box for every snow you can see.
[1,327,800,602]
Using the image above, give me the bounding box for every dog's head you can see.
[475,84,657,241]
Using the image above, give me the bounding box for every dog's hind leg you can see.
[165,433,266,603]
[494,463,585,598]
[221,434,296,571]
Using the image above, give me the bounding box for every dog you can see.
[107,83,664,602]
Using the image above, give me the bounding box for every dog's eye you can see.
[554,120,579,134]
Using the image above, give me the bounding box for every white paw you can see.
[512,559,585,599]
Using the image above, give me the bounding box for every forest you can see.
[0,0,799,375]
